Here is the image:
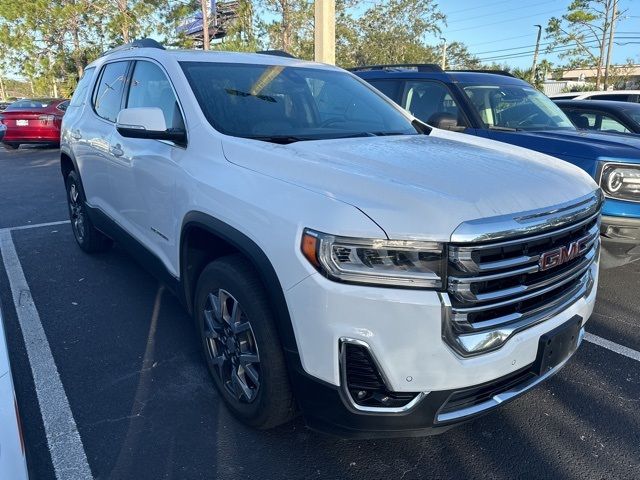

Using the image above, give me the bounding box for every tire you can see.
[2,142,19,149]
[195,254,295,429]
[65,170,113,253]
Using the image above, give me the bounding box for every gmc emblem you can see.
[539,235,591,271]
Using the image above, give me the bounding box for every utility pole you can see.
[530,25,542,84]
[604,0,618,90]
[314,0,335,64]
[440,37,447,70]
[200,0,211,50]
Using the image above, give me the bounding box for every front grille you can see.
[438,365,536,417]
[444,194,601,356]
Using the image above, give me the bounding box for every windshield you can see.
[462,84,575,131]
[180,62,419,142]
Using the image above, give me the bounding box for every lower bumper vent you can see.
[341,341,419,411]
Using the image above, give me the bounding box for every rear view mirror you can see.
[116,107,186,145]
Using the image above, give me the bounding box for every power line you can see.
[446,0,524,16]
[470,34,534,47]
[472,41,556,56]
[471,35,640,56]
[446,8,566,33]
[476,42,600,62]
[447,0,557,24]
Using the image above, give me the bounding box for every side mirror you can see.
[116,107,186,145]
[426,112,465,132]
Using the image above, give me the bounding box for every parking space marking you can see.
[7,220,70,232]
[585,332,640,362]
[0,229,93,479]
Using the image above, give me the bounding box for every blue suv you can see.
[354,65,640,259]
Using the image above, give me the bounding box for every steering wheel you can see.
[516,112,545,127]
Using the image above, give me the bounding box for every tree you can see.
[546,0,623,90]
[444,42,481,70]
[352,0,445,66]
[258,0,314,58]
[102,0,162,45]
[214,0,261,52]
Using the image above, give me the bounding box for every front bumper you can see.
[285,262,598,437]
[601,215,640,243]
[289,324,586,438]
[600,215,640,263]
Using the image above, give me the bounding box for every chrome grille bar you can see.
[443,190,602,357]
[449,232,599,303]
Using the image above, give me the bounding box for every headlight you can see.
[600,163,640,202]
[301,228,445,289]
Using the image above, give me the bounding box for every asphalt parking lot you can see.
[0,145,639,480]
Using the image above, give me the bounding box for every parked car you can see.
[0,98,69,149]
[354,65,640,259]
[0,303,29,480]
[61,40,601,438]
[549,90,640,102]
[554,99,640,135]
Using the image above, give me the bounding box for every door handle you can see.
[70,130,82,140]
[110,144,124,157]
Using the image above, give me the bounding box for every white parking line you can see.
[8,220,70,232]
[585,332,640,362]
[0,229,93,480]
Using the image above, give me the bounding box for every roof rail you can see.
[101,38,165,57]
[448,69,516,78]
[256,50,296,58]
[349,64,444,73]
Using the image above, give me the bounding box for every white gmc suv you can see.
[61,39,602,437]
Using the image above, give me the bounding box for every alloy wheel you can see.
[69,183,86,241]
[203,289,261,403]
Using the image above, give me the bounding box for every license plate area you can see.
[16,119,29,126]
[533,315,582,375]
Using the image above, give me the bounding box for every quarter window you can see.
[126,61,184,130]
[368,80,402,103]
[69,68,95,107]
[93,61,129,122]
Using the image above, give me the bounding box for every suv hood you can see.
[485,129,640,169]
[222,130,598,241]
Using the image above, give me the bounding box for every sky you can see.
[423,0,640,69]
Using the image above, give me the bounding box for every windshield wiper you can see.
[488,125,520,132]
[225,89,276,103]
[245,135,309,144]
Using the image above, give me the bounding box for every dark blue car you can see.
[354,65,640,258]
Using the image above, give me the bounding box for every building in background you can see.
[177,1,240,46]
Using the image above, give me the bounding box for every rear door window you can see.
[93,61,130,122]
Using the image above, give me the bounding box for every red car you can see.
[0,98,69,149]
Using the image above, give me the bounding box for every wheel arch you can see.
[180,211,299,354]
[60,149,79,180]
